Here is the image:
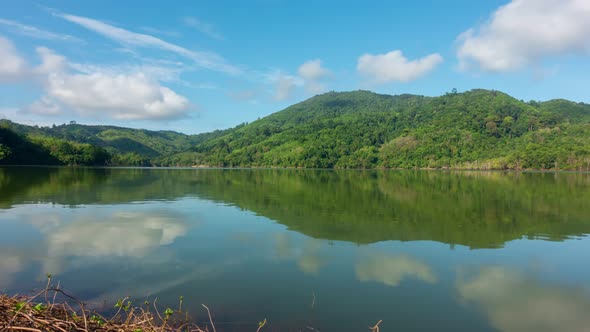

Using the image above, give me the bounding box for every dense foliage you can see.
[0,126,110,166]
[0,120,232,166]
[1,89,589,169]
[190,89,590,170]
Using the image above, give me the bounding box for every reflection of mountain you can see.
[1,167,590,248]
[457,267,590,332]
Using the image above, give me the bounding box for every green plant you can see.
[90,314,105,326]
[164,307,174,319]
[33,303,46,312]
[14,301,26,311]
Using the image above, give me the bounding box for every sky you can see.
[0,0,589,134]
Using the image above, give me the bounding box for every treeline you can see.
[187,89,590,170]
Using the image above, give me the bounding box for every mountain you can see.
[1,89,590,169]
[189,89,590,170]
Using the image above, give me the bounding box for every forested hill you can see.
[188,89,590,170]
[1,89,590,169]
[0,120,232,166]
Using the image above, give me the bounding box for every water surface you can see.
[1,167,590,331]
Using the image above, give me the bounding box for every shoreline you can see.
[1,164,590,173]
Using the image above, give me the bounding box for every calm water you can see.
[1,167,590,331]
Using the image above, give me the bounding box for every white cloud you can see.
[0,35,191,120]
[298,59,332,94]
[457,267,590,332]
[57,13,241,75]
[357,50,443,84]
[0,18,82,42]
[35,46,67,74]
[183,17,223,40]
[35,48,190,120]
[264,60,332,101]
[298,59,331,81]
[0,35,28,81]
[27,96,62,116]
[457,0,590,72]
[355,252,437,287]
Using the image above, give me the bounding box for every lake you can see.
[1,167,590,331]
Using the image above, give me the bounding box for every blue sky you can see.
[1,0,589,134]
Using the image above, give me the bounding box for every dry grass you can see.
[0,279,212,332]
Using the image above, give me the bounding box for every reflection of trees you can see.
[457,267,590,332]
[2,167,590,248]
[355,252,436,287]
[190,170,590,248]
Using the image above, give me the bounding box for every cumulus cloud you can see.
[265,59,332,101]
[298,59,332,94]
[57,13,240,75]
[457,0,590,72]
[0,18,82,42]
[183,17,223,40]
[357,50,443,84]
[298,59,331,82]
[457,266,590,332]
[355,252,437,287]
[0,35,28,81]
[34,47,189,120]
[0,35,191,120]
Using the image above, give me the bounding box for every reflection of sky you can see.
[355,251,437,287]
[458,267,590,332]
[1,197,590,330]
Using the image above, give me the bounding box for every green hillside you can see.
[1,89,590,169]
[0,120,233,166]
[189,89,590,170]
